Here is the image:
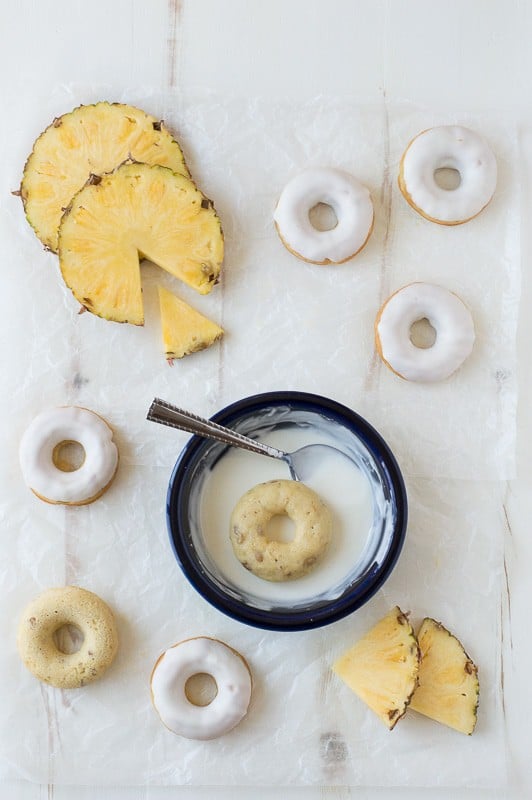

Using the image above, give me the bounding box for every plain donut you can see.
[17,586,118,688]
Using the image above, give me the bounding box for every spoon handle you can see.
[147,398,287,461]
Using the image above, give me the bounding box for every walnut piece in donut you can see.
[230,479,332,582]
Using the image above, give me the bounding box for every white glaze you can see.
[199,426,376,606]
[151,638,252,740]
[19,406,118,503]
[400,125,497,223]
[273,167,374,263]
[376,282,475,382]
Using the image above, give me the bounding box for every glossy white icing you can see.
[400,125,497,223]
[376,282,475,383]
[273,167,374,263]
[151,638,252,740]
[19,406,118,503]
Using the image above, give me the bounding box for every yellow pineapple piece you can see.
[410,618,479,735]
[58,162,224,325]
[333,607,420,730]
[21,101,189,252]
[158,285,223,360]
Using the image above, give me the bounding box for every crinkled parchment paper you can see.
[0,87,518,787]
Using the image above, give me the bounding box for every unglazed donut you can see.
[150,637,252,740]
[19,406,119,505]
[398,125,497,225]
[230,479,332,582]
[273,167,374,264]
[375,282,475,383]
[17,586,118,688]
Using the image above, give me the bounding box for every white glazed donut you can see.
[273,167,374,264]
[19,406,119,505]
[399,126,497,225]
[150,637,252,740]
[375,283,475,383]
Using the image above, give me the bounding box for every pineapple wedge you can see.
[59,162,224,325]
[21,101,189,252]
[409,618,479,735]
[333,607,420,730]
[158,285,223,360]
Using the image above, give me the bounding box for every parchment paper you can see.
[0,88,517,786]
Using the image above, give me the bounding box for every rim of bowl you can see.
[166,391,408,632]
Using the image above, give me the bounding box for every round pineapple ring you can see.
[150,637,252,740]
[17,586,118,689]
[273,167,374,264]
[19,406,119,505]
[230,479,333,582]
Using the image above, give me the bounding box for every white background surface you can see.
[2,0,532,797]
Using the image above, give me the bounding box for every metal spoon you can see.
[147,397,348,482]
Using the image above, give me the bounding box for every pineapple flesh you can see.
[58,162,224,325]
[21,101,189,252]
[158,285,223,359]
[333,607,420,730]
[409,618,479,735]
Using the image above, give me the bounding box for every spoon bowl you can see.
[147,397,349,482]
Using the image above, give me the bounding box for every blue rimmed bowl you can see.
[166,391,407,631]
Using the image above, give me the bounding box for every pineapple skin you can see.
[21,101,189,252]
[410,618,479,735]
[58,163,224,325]
[333,606,420,730]
[158,285,223,360]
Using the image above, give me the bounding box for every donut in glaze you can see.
[230,479,332,582]
[19,406,118,505]
[274,167,374,264]
[150,637,252,740]
[398,126,497,225]
[375,282,475,382]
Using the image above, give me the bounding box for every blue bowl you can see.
[166,391,407,631]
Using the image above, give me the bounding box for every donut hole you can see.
[185,672,218,706]
[53,623,85,654]
[410,317,437,349]
[265,514,296,543]
[309,202,338,231]
[52,440,86,472]
[433,167,461,191]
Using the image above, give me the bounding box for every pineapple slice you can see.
[21,101,189,252]
[158,285,223,359]
[58,162,224,325]
[409,618,479,735]
[333,607,420,730]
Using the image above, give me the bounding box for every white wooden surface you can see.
[2,1,532,797]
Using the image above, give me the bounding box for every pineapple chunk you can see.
[333,607,420,729]
[58,162,224,325]
[410,618,479,735]
[158,285,223,359]
[21,101,189,252]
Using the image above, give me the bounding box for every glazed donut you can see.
[150,637,252,740]
[230,479,332,582]
[19,406,119,505]
[17,586,118,688]
[273,167,374,264]
[375,282,475,383]
[398,125,497,225]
